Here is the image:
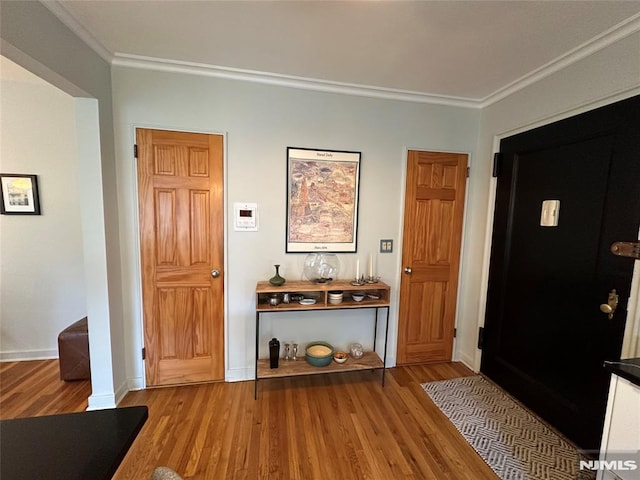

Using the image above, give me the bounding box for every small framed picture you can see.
[0,174,41,215]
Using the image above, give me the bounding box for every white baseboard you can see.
[87,392,117,410]
[114,379,130,406]
[127,376,145,391]
[384,354,396,368]
[456,351,479,372]
[0,349,58,362]
[226,366,253,382]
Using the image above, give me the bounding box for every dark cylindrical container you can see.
[269,338,280,369]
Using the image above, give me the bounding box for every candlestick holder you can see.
[365,275,380,283]
[351,274,366,286]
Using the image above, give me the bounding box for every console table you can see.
[255,280,390,398]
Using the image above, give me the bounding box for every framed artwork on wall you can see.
[286,147,361,253]
[0,174,41,215]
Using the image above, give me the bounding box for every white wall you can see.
[460,30,640,370]
[1,0,125,409]
[0,57,86,360]
[111,66,481,385]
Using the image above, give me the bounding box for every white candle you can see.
[356,259,360,279]
[368,253,373,278]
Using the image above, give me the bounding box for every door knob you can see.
[599,289,618,319]
[211,269,221,278]
[404,267,412,274]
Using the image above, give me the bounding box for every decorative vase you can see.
[269,264,286,286]
[269,338,280,369]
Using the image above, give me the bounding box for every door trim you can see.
[473,94,640,371]
[130,124,229,388]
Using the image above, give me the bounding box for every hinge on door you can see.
[492,153,502,177]
[134,144,138,158]
[466,167,470,178]
[454,328,457,338]
[611,241,640,260]
[477,327,485,349]
[142,347,146,360]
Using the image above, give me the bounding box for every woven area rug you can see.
[422,375,595,480]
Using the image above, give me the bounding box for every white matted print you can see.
[286,147,360,253]
[0,174,41,215]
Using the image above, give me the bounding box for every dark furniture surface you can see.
[605,357,640,387]
[0,406,148,480]
[58,317,90,381]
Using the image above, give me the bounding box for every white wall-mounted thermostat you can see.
[234,202,258,231]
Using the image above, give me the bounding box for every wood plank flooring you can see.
[0,360,498,480]
[0,359,90,417]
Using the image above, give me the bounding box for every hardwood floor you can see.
[0,359,90,418]
[0,360,498,480]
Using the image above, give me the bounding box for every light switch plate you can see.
[380,239,393,253]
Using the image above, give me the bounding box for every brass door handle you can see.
[404,267,412,274]
[599,289,619,319]
[211,269,221,278]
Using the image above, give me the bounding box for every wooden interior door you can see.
[137,128,224,386]
[397,151,467,364]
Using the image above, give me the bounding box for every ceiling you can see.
[51,1,640,103]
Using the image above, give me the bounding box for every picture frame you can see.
[0,174,41,215]
[286,147,361,253]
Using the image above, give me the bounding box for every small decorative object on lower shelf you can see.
[305,341,334,367]
[349,342,364,359]
[334,351,348,364]
[269,338,280,368]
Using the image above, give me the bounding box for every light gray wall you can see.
[3,0,638,394]
[0,58,86,360]
[461,30,640,369]
[111,66,481,384]
[0,0,126,407]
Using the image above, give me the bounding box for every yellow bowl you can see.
[305,341,334,367]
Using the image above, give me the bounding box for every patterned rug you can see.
[422,375,595,480]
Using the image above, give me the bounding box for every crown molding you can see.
[41,0,640,109]
[111,53,480,109]
[41,0,113,64]
[480,12,640,108]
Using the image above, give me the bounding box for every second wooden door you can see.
[397,151,467,364]
[137,128,225,386]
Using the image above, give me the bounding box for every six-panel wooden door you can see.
[397,151,467,364]
[137,128,224,386]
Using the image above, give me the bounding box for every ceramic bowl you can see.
[328,290,343,305]
[351,293,365,302]
[333,351,348,364]
[305,341,334,367]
